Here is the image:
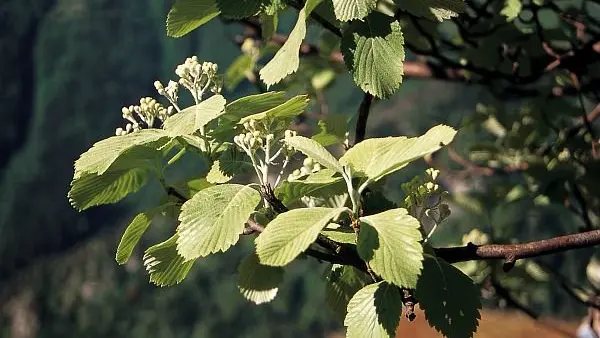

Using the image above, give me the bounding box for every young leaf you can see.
[275,169,345,206]
[143,235,195,286]
[167,0,220,38]
[331,0,377,21]
[397,0,466,22]
[255,207,348,266]
[500,0,522,21]
[321,224,356,244]
[358,209,423,288]
[163,95,227,136]
[341,12,405,99]
[340,125,457,183]
[73,129,169,179]
[68,169,148,211]
[177,184,261,260]
[224,91,287,122]
[116,204,175,264]
[312,114,348,147]
[237,253,284,304]
[415,256,482,338]
[238,95,309,123]
[344,281,402,338]
[259,0,323,86]
[325,265,370,320]
[283,136,344,174]
[206,146,252,184]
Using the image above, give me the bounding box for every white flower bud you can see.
[126,123,133,132]
[293,169,301,177]
[116,127,124,136]
[243,122,250,131]
[312,163,321,172]
[300,167,309,176]
[167,106,174,115]
[303,157,314,167]
[154,81,164,91]
[122,107,130,115]
[249,119,257,129]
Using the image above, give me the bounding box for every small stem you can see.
[274,155,290,187]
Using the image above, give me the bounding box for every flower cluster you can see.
[175,56,222,103]
[401,168,451,239]
[288,157,322,181]
[115,97,173,136]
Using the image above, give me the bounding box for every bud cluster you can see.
[402,168,451,225]
[288,157,322,181]
[174,56,222,102]
[115,97,173,136]
[154,80,179,106]
[234,119,271,150]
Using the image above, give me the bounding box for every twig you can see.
[435,229,600,264]
[354,93,373,145]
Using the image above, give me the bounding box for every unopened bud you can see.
[303,157,314,167]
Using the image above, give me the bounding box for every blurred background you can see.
[1,0,599,337]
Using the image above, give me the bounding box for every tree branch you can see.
[435,229,600,264]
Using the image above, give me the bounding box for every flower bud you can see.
[115,127,124,136]
[243,122,250,131]
[312,163,321,172]
[303,157,313,167]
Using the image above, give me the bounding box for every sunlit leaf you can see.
[283,136,344,174]
[237,253,284,304]
[143,235,195,286]
[167,0,220,38]
[344,281,402,338]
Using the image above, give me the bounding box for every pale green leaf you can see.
[500,0,522,21]
[167,0,220,38]
[169,178,213,200]
[344,281,402,338]
[177,184,261,260]
[312,114,348,147]
[237,253,284,304]
[415,256,482,338]
[275,169,345,206]
[164,95,227,136]
[283,136,344,174]
[238,95,309,123]
[73,129,169,179]
[116,204,175,264]
[216,0,266,18]
[224,91,288,122]
[143,235,195,286]
[206,147,252,183]
[259,0,323,86]
[331,0,377,21]
[358,209,423,288]
[255,207,348,266]
[397,0,466,22]
[341,12,405,99]
[325,265,370,320]
[321,224,356,244]
[68,169,148,211]
[225,54,255,91]
[340,125,457,182]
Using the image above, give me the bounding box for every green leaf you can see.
[341,12,405,99]
[255,207,348,266]
[169,178,213,200]
[177,184,261,260]
[68,169,148,211]
[163,95,227,136]
[237,253,284,304]
[206,146,252,183]
[358,209,423,288]
[397,0,466,22]
[321,224,356,244]
[312,114,348,147]
[73,129,169,179]
[143,235,195,286]
[225,54,255,91]
[325,265,370,320]
[275,168,345,206]
[344,281,402,338]
[500,0,522,21]
[167,0,220,38]
[415,256,482,338]
[261,12,278,41]
[224,91,288,122]
[259,0,323,86]
[238,95,309,124]
[216,0,266,18]
[340,125,457,183]
[331,0,377,21]
[283,136,344,174]
[116,204,176,264]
